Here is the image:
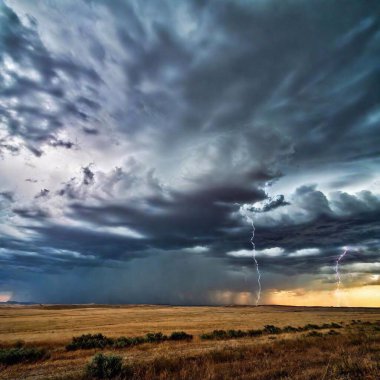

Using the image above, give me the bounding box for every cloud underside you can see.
[0,0,379,304]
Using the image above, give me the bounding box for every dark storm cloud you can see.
[251,187,380,248]
[227,188,380,278]
[0,223,146,265]
[1,0,380,304]
[245,195,290,213]
[3,184,380,303]
[2,251,262,305]
[8,178,379,279]
[106,0,380,165]
[1,0,379,161]
[0,1,101,152]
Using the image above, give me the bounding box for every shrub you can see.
[200,333,213,340]
[145,332,167,343]
[247,329,263,337]
[263,325,282,334]
[169,331,193,341]
[200,330,228,340]
[306,331,323,338]
[67,331,194,351]
[86,353,123,379]
[66,334,113,351]
[132,337,146,345]
[303,324,320,331]
[112,336,146,349]
[201,328,264,340]
[283,326,298,333]
[0,347,48,365]
[112,337,133,349]
[226,330,247,339]
[212,330,228,339]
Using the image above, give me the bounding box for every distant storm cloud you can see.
[0,0,379,305]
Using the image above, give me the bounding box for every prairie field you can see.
[0,305,379,379]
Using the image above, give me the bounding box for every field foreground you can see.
[0,305,379,379]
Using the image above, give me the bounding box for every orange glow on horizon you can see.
[211,286,380,307]
[268,286,380,307]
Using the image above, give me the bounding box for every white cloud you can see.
[227,247,285,258]
[226,249,252,258]
[259,247,285,257]
[182,246,209,253]
[288,248,320,257]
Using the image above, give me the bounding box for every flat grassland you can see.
[0,305,379,379]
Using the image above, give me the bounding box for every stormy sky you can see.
[0,0,379,306]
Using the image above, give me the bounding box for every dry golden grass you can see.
[0,305,379,379]
[116,330,380,380]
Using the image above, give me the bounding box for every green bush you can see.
[200,330,228,340]
[247,329,263,337]
[0,347,48,365]
[212,330,228,339]
[263,325,282,334]
[199,321,346,342]
[112,337,133,349]
[112,336,145,349]
[131,337,145,345]
[283,326,298,333]
[66,334,114,351]
[303,324,320,331]
[200,332,213,340]
[86,353,123,379]
[169,331,193,341]
[201,329,251,340]
[69,330,194,351]
[145,332,167,343]
[226,330,247,339]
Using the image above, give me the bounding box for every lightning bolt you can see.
[334,247,348,307]
[240,206,261,306]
